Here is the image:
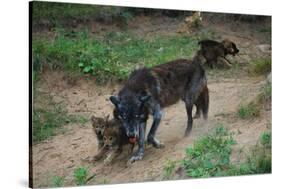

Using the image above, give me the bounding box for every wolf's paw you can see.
[193,114,200,119]
[127,152,144,165]
[147,137,165,149]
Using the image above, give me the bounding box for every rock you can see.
[257,44,271,54]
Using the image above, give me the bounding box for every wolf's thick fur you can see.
[197,39,239,68]
[110,58,209,163]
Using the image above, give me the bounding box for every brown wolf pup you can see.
[91,117,135,165]
[197,39,239,68]
[91,115,109,149]
[110,57,209,163]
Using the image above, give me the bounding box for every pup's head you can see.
[91,115,109,135]
[109,93,150,141]
[222,39,239,56]
[103,124,119,148]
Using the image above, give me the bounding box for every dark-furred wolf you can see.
[110,57,209,163]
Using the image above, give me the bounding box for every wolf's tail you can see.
[201,85,209,120]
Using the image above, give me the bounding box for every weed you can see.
[237,102,260,119]
[52,176,64,187]
[74,167,89,186]
[163,159,177,179]
[249,57,271,75]
[181,126,271,178]
[227,132,271,175]
[260,132,271,147]
[182,125,236,177]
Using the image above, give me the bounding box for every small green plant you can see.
[52,176,64,187]
[182,125,236,177]
[163,159,177,179]
[260,132,271,147]
[250,57,271,75]
[237,102,260,119]
[74,167,89,186]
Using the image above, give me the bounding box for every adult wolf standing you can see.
[110,57,209,163]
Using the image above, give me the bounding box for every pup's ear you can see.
[105,114,110,122]
[110,96,120,107]
[139,95,151,103]
[91,115,96,122]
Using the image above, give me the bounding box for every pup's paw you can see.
[103,158,112,166]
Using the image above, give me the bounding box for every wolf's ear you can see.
[110,96,120,107]
[139,95,151,103]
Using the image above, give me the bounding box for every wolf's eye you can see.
[122,114,127,120]
[109,137,113,140]
[134,115,139,118]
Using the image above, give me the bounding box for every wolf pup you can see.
[92,118,135,165]
[91,115,110,149]
[110,58,209,163]
[197,39,239,68]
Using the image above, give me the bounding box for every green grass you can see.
[181,126,271,178]
[52,176,64,187]
[32,92,88,143]
[163,159,177,179]
[227,131,271,175]
[260,132,271,147]
[249,57,271,75]
[237,102,260,119]
[182,125,236,177]
[73,167,89,186]
[33,30,198,83]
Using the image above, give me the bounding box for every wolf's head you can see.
[222,39,239,56]
[109,92,150,141]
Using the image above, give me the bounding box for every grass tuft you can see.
[52,176,64,187]
[249,57,271,75]
[163,159,177,179]
[237,102,260,119]
[74,167,89,186]
[182,125,235,177]
[181,126,271,178]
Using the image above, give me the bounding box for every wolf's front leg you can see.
[147,104,165,148]
[128,122,146,164]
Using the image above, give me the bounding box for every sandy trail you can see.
[32,73,270,187]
